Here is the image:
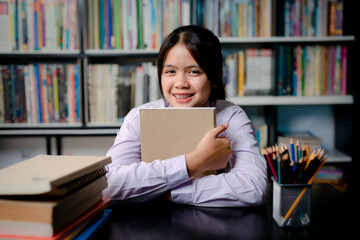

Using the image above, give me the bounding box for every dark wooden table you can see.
[92,183,358,239]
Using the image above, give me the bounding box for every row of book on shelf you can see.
[0,0,79,52]
[276,44,347,96]
[0,63,81,124]
[86,0,272,50]
[88,62,160,124]
[223,44,348,97]
[281,0,344,37]
[0,155,113,239]
[0,0,347,52]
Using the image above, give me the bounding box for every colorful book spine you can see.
[99,0,104,49]
[113,0,121,49]
[340,46,347,95]
[75,64,80,123]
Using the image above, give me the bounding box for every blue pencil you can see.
[290,138,296,172]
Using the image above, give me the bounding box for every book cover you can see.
[0,154,111,195]
[140,107,216,163]
[277,131,322,155]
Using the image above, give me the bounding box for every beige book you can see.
[0,155,111,195]
[140,108,216,163]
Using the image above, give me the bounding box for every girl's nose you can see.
[174,73,190,89]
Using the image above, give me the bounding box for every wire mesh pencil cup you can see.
[272,177,312,227]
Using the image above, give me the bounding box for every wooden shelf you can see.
[227,95,354,106]
[85,49,159,56]
[84,36,356,56]
[0,127,118,136]
[0,50,81,55]
[219,35,355,43]
[0,123,82,128]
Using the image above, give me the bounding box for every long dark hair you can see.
[157,25,225,103]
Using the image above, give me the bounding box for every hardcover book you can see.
[140,107,216,163]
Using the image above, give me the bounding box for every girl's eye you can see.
[189,70,201,75]
[164,69,175,74]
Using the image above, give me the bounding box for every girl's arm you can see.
[102,110,190,202]
[171,106,268,207]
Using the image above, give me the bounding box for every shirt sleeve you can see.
[171,104,268,207]
[102,109,190,202]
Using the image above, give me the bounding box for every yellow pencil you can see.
[281,155,327,224]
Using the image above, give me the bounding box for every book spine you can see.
[33,0,39,50]
[99,0,104,49]
[238,50,245,97]
[114,0,120,49]
[46,64,54,122]
[10,65,17,122]
[67,64,75,123]
[38,0,43,49]
[29,64,38,123]
[75,64,80,123]
[104,0,108,49]
[340,45,347,95]
[2,66,13,122]
[41,63,48,123]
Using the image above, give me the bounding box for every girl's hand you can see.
[185,123,232,178]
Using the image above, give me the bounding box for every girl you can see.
[103,25,267,207]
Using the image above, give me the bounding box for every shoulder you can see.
[215,99,245,117]
[215,99,240,111]
[215,100,250,126]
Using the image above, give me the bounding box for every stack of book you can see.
[277,131,322,156]
[0,155,112,239]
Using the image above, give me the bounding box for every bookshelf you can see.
[0,0,356,166]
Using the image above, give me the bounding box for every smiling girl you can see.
[103,25,267,207]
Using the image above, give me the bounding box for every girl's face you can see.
[161,43,211,107]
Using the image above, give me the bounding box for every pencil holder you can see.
[272,178,312,227]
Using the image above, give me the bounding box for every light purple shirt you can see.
[103,99,268,207]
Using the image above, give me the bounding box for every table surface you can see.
[92,183,358,240]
